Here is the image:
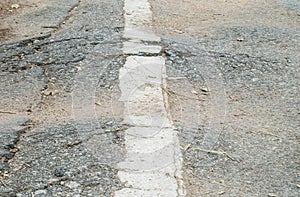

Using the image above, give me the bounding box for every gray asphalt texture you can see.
[2,119,126,197]
[1,0,125,196]
[0,0,299,196]
[162,23,299,197]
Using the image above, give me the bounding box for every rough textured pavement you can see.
[1,0,300,196]
[1,0,126,196]
[150,0,299,196]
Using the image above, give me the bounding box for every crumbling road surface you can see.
[0,0,299,196]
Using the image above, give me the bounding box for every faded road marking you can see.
[115,0,185,196]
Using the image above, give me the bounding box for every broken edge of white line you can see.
[114,0,186,196]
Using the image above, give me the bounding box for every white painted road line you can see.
[115,0,185,196]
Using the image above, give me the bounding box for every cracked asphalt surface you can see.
[1,0,299,196]
[1,0,125,196]
[150,0,299,196]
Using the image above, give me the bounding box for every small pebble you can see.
[54,166,64,177]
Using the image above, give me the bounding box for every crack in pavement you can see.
[0,119,32,173]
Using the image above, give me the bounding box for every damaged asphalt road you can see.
[150,0,299,195]
[1,119,126,197]
[1,0,300,196]
[1,0,126,196]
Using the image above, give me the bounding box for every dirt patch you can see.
[0,0,80,43]
[0,28,11,42]
[150,0,300,37]
[0,0,18,42]
[0,0,44,43]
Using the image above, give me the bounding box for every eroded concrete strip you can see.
[116,57,185,196]
[115,0,185,196]
[123,0,162,55]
